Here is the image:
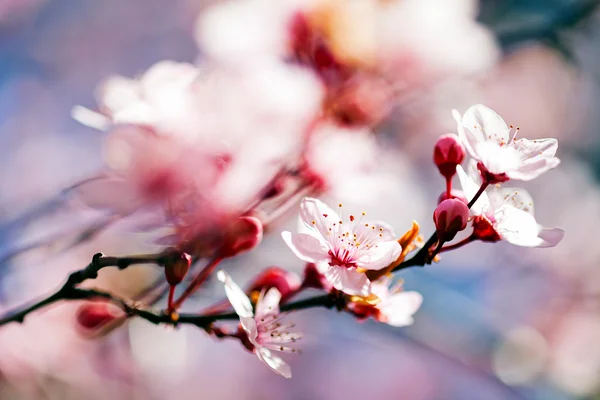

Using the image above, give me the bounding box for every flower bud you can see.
[437,189,468,205]
[221,216,263,258]
[75,301,126,339]
[433,199,469,242]
[247,267,302,301]
[164,251,192,286]
[433,134,465,179]
[302,263,332,291]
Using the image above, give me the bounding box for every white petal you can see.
[379,291,423,327]
[255,288,282,319]
[281,232,329,263]
[324,266,370,296]
[256,347,292,378]
[462,104,510,146]
[71,106,110,131]
[456,164,490,215]
[474,141,520,175]
[508,138,560,180]
[487,187,535,215]
[217,270,254,318]
[240,316,259,345]
[453,109,480,160]
[508,157,561,181]
[537,227,564,248]
[355,241,402,270]
[494,205,544,247]
[299,197,339,240]
[512,138,558,159]
[353,220,396,242]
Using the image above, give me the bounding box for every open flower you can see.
[453,104,560,183]
[217,270,300,378]
[457,163,564,247]
[349,277,423,327]
[282,197,401,296]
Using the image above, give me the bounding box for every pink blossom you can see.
[457,163,564,247]
[350,277,423,327]
[282,197,401,296]
[217,271,300,378]
[453,104,560,183]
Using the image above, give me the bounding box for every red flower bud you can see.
[164,251,192,286]
[433,199,469,242]
[302,263,332,291]
[437,189,468,205]
[433,134,465,179]
[75,301,126,339]
[221,216,263,258]
[247,267,302,301]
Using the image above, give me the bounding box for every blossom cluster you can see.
[0,0,565,382]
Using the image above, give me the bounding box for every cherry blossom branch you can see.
[172,256,223,309]
[394,182,489,271]
[438,235,476,253]
[0,251,173,326]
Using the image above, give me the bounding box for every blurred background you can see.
[0,0,600,399]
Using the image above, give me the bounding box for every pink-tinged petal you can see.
[256,347,292,378]
[488,187,535,215]
[355,241,402,271]
[240,316,259,345]
[217,270,253,318]
[508,157,561,181]
[281,232,329,263]
[474,141,520,175]
[512,138,558,159]
[456,165,490,215]
[379,291,423,327]
[453,109,480,160]
[299,197,339,240]
[324,266,370,296]
[255,288,282,319]
[462,104,510,146]
[537,227,564,248]
[354,220,396,242]
[494,205,543,247]
[507,138,560,180]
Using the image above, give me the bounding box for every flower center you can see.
[320,203,387,268]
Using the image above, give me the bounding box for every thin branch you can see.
[394,181,489,272]
[0,251,169,326]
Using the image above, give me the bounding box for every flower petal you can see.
[536,227,564,248]
[299,197,339,240]
[256,347,292,378]
[487,187,535,215]
[453,109,480,160]
[462,104,510,146]
[241,316,259,345]
[281,232,329,263]
[324,266,370,296]
[508,138,560,180]
[494,205,545,247]
[456,164,490,215]
[354,220,396,242]
[508,157,561,181]
[217,270,253,318]
[379,291,423,327]
[255,288,282,319]
[355,241,402,270]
